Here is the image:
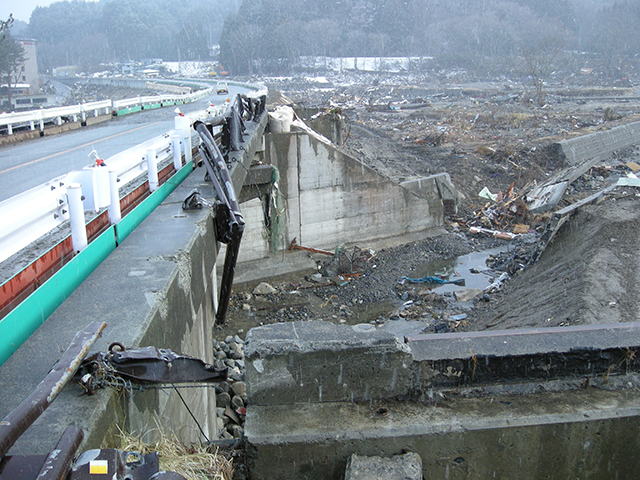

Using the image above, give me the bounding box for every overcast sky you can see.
[1,0,59,23]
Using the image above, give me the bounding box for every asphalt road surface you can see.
[0,84,248,203]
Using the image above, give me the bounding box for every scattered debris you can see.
[182,190,210,210]
[288,237,334,256]
[454,289,484,303]
[78,345,226,395]
[253,282,277,295]
[400,276,465,287]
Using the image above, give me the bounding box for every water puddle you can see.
[381,246,509,339]
[411,246,507,294]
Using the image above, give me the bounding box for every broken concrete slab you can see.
[617,177,640,187]
[244,321,413,405]
[345,453,422,480]
[400,172,459,214]
[525,181,568,214]
[406,322,640,361]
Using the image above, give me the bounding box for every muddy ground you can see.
[217,73,640,339]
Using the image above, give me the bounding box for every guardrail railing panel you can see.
[0,177,69,263]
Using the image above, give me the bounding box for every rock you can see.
[242,303,252,311]
[235,359,245,369]
[224,359,237,369]
[232,347,245,360]
[216,407,226,419]
[454,288,483,302]
[224,406,241,424]
[215,350,227,360]
[231,395,245,410]
[345,453,423,480]
[231,381,246,397]
[217,392,231,408]
[215,416,226,435]
[253,282,277,294]
[233,335,244,344]
[230,425,244,439]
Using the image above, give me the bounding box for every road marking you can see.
[0,122,161,175]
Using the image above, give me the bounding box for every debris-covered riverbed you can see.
[217,72,640,340]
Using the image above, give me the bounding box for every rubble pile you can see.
[213,335,247,441]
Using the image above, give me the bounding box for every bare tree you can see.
[521,35,565,106]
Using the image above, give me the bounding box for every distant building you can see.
[16,39,40,95]
[0,39,54,111]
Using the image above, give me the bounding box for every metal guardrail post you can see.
[171,134,182,170]
[146,148,158,192]
[67,183,88,253]
[175,115,192,164]
[108,169,121,224]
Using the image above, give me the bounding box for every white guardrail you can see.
[0,87,214,135]
[0,90,226,263]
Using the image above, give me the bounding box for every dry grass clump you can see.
[118,427,234,480]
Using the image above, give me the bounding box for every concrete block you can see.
[345,453,423,480]
[84,114,111,126]
[244,321,414,405]
[559,121,640,165]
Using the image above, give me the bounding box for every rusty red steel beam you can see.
[0,322,106,458]
[288,237,334,256]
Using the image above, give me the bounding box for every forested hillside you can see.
[219,0,640,76]
[25,0,240,72]
[11,0,640,77]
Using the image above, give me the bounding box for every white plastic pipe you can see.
[67,183,88,253]
[146,148,158,192]
[172,134,182,170]
[108,169,121,224]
